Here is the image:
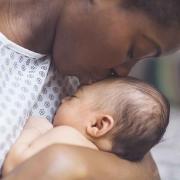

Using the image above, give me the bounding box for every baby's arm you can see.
[3,117,53,175]
[3,120,97,175]
[21,125,98,159]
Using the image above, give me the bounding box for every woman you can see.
[1,0,180,179]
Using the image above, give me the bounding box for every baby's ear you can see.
[86,115,114,138]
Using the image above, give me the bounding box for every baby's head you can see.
[54,77,169,161]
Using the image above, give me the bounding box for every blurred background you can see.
[130,51,180,180]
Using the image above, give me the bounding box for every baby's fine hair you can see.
[96,77,170,161]
[121,0,180,27]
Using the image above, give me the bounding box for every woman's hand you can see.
[3,144,160,180]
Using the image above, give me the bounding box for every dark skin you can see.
[1,0,180,81]
[1,0,180,179]
[3,145,160,180]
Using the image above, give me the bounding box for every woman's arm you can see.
[3,144,160,180]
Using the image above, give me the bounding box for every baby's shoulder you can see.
[52,126,98,150]
[52,125,82,136]
[26,116,53,134]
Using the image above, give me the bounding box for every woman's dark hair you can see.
[121,0,180,26]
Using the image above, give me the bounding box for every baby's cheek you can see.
[53,115,60,126]
[53,108,64,126]
[53,107,70,126]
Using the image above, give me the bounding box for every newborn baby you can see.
[3,77,169,174]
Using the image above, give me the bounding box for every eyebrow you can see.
[78,85,84,92]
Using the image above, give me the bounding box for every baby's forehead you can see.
[79,78,158,102]
[90,79,137,91]
[80,80,130,96]
[93,79,160,101]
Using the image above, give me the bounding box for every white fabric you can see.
[0,33,79,169]
[30,64,79,122]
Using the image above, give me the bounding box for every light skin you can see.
[2,80,164,179]
[3,83,116,175]
[1,0,180,179]
[54,82,115,143]
[2,119,98,176]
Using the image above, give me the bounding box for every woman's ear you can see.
[86,115,114,138]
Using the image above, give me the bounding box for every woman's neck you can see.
[0,0,64,54]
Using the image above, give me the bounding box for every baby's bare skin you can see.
[3,77,168,177]
[3,117,97,175]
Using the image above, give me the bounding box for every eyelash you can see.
[127,45,134,59]
[70,95,77,98]
[89,0,94,4]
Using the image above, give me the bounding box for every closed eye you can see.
[127,43,134,59]
[70,95,78,99]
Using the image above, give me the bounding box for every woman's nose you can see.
[115,66,131,77]
[114,61,135,77]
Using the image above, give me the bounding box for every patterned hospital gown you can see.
[0,33,79,169]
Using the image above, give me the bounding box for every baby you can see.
[3,77,169,174]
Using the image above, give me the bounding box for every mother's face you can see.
[53,0,180,83]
